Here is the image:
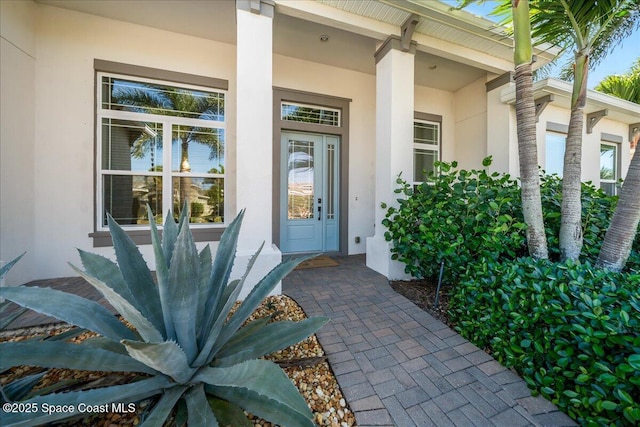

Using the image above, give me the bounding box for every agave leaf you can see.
[0,303,28,330]
[167,220,200,363]
[212,256,312,356]
[192,279,243,367]
[0,376,171,427]
[0,286,136,342]
[161,210,179,266]
[44,327,86,342]
[218,314,275,351]
[184,384,219,427]
[138,385,187,427]
[197,360,314,427]
[0,342,157,375]
[213,317,329,367]
[147,206,175,342]
[107,214,165,337]
[199,210,245,344]
[81,336,128,355]
[196,245,212,326]
[77,250,137,309]
[1,372,46,403]
[123,340,196,384]
[0,252,25,280]
[208,397,253,427]
[195,244,264,366]
[70,265,163,343]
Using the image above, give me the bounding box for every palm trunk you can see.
[596,149,640,272]
[515,63,548,259]
[180,139,191,217]
[559,52,588,261]
[513,0,548,259]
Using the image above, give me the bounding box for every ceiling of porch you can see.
[38,0,498,91]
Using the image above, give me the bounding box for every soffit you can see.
[37,0,492,91]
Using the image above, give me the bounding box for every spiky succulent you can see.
[0,209,327,426]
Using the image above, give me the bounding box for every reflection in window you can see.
[287,140,314,220]
[98,73,225,227]
[600,143,618,196]
[281,102,340,127]
[545,132,566,176]
[413,120,440,184]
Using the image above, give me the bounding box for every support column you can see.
[366,36,415,279]
[234,0,281,299]
[486,72,518,175]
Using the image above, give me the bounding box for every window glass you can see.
[413,119,440,184]
[98,73,225,228]
[545,132,566,176]
[281,102,340,127]
[600,143,618,196]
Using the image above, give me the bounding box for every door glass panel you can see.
[327,143,335,220]
[288,140,314,219]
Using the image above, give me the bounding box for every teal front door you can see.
[280,132,339,253]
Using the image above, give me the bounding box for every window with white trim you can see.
[97,73,226,229]
[413,120,440,184]
[545,132,566,176]
[600,142,618,196]
[281,102,340,127]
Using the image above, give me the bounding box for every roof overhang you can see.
[500,78,640,126]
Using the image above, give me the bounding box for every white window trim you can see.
[600,141,619,195]
[413,119,441,185]
[96,72,227,231]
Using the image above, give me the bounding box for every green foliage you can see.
[450,258,640,425]
[382,158,527,280]
[382,160,640,280]
[0,208,327,427]
[190,201,205,216]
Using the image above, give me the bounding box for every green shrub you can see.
[0,208,326,427]
[190,201,205,216]
[382,160,640,279]
[450,258,640,425]
[382,158,527,280]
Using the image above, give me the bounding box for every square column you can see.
[366,37,415,280]
[234,0,281,298]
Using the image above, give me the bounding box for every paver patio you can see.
[283,255,577,427]
[4,254,577,426]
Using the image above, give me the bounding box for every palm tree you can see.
[595,57,640,104]
[596,149,640,271]
[527,0,640,261]
[594,58,640,271]
[112,80,223,214]
[460,0,549,259]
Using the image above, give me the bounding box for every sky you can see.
[444,1,640,88]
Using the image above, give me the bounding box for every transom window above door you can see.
[97,73,226,230]
[281,102,341,127]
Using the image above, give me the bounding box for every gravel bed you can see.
[1,295,356,427]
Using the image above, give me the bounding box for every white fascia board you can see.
[500,78,640,124]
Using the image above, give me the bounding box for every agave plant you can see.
[0,208,328,426]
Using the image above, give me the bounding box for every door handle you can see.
[318,205,321,220]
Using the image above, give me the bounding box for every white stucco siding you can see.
[22,4,236,282]
[273,54,376,255]
[1,1,37,286]
[454,77,488,170]
[414,85,456,163]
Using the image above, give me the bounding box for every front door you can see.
[280,132,339,253]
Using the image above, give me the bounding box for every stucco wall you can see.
[453,76,488,169]
[414,85,456,163]
[1,1,37,285]
[8,3,236,283]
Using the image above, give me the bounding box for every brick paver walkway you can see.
[284,255,577,427]
[4,254,577,426]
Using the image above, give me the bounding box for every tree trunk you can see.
[511,0,548,259]
[559,52,588,261]
[515,63,548,259]
[596,148,640,272]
